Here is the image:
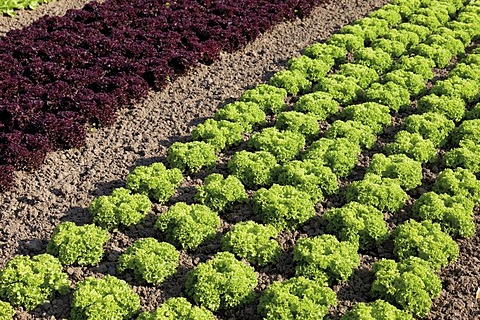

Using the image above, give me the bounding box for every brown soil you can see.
[1,1,479,319]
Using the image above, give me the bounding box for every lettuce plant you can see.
[383,70,425,96]
[338,63,379,89]
[363,82,410,112]
[327,33,364,52]
[398,23,430,41]
[167,141,217,173]
[393,219,459,271]
[403,112,455,147]
[275,111,319,137]
[431,76,479,103]
[275,160,338,203]
[269,70,311,96]
[433,168,480,202]
[258,276,337,320]
[195,173,248,212]
[366,153,422,191]
[371,257,442,318]
[185,252,257,311]
[413,43,452,68]
[126,162,182,203]
[293,234,360,284]
[369,5,403,26]
[303,43,347,62]
[221,221,280,266]
[47,222,110,266]
[353,47,393,73]
[341,299,413,320]
[385,131,437,163]
[371,38,407,58]
[228,151,278,189]
[117,238,179,285]
[155,202,220,250]
[253,184,315,230]
[89,187,152,230]
[341,17,388,43]
[394,55,435,80]
[346,174,408,212]
[323,202,388,250]
[426,34,465,56]
[444,140,480,173]
[412,191,475,238]
[0,301,14,320]
[384,28,420,48]
[325,120,376,149]
[409,12,443,30]
[71,275,140,320]
[293,91,340,120]
[303,137,361,177]
[435,26,472,46]
[137,297,214,320]
[315,75,362,105]
[214,101,266,131]
[450,63,480,83]
[452,119,480,145]
[191,119,244,151]
[287,55,333,81]
[0,254,69,311]
[248,127,305,163]
[342,102,391,134]
[240,84,287,114]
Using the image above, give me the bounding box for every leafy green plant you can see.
[293,91,340,120]
[398,23,430,41]
[126,162,183,203]
[338,64,379,89]
[341,17,389,43]
[371,257,442,318]
[342,102,391,134]
[167,141,217,173]
[366,153,422,191]
[412,191,475,238]
[269,70,311,95]
[403,112,455,147]
[323,202,388,250]
[414,43,453,68]
[248,127,305,163]
[137,297,215,320]
[0,0,53,17]
[195,173,248,212]
[293,234,360,284]
[409,11,444,30]
[426,34,465,56]
[431,76,479,103]
[340,299,413,320]
[346,174,408,212]
[452,119,480,145]
[369,5,403,27]
[435,26,472,46]
[155,202,220,250]
[47,222,110,266]
[383,70,425,96]
[191,119,244,151]
[117,238,179,285]
[89,187,152,230]
[393,219,459,271]
[303,43,347,62]
[385,131,437,163]
[363,82,410,112]
[258,276,337,320]
[275,159,338,203]
[253,184,315,230]
[353,47,393,73]
[444,139,480,173]
[0,254,70,311]
[185,252,257,311]
[221,221,280,266]
[214,101,266,131]
[303,137,361,177]
[287,55,333,81]
[71,275,140,320]
[240,84,288,114]
[327,33,364,52]
[315,75,362,105]
[384,28,421,48]
[0,301,14,320]
[417,94,466,122]
[228,150,279,189]
[394,55,435,80]
[371,38,407,58]
[275,111,319,137]
[450,62,480,83]
[325,120,376,149]
[433,168,480,203]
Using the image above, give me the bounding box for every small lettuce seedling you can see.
[240,84,288,114]
[186,252,257,311]
[221,221,280,266]
[413,191,475,238]
[71,275,140,320]
[269,70,311,96]
[167,141,217,173]
[195,173,248,212]
[342,102,391,134]
[403,112,455,147]
[294,234,360,284]
[228,150,279,189]
[117,238,179,285]
[340,299,413,320]
[89,187,152,230]
[155,202,220,250]
[325,120,376,149]
[192,119,244,151]
[0,254,70,311]
[385,131,437,163]
[258,276,337,320]
[126,162,182,203]
[214,101,266,131]
[253,184,315,230]
[137,297,215,320]
[248,127,305,163]
[47,222,110,266]
[293,91,340,120]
